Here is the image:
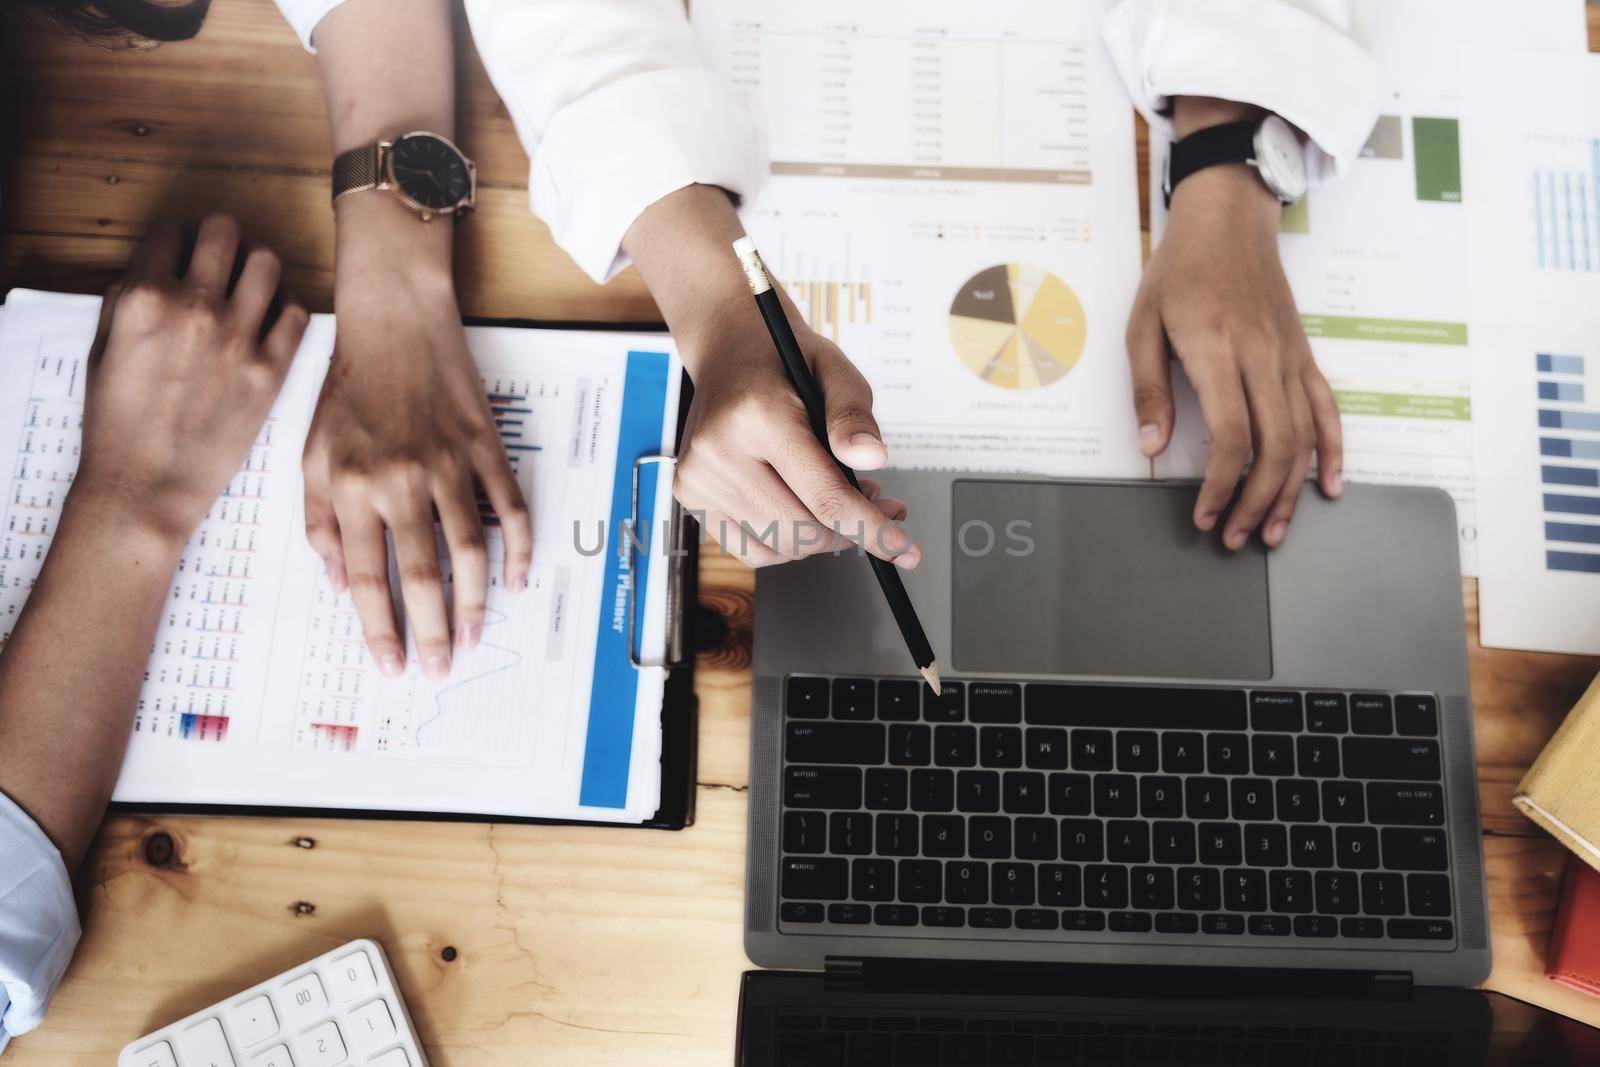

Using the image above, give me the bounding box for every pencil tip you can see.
[919,663,942,696]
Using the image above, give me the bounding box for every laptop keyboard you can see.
[778,678,1455,944]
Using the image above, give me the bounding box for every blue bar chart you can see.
[1537,352,1600,573]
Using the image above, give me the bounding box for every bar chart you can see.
[1536,352,1600,573]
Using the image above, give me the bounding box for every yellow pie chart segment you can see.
[949,264,1087,390]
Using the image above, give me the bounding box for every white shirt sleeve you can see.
[1103,0,1383,184]
[269,0,347,51]
[0,791,80,1048]
[463,0,767,283]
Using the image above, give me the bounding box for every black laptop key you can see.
[1095,774,1138,817]
[852,858,895,901]
[1336,826,1380,870]
[956,770,1000,813]
[1270,870,1313,913]
[1341,917,1383,938]
[787,676,829,718]
[1321,780,1365,823]
[1314,871,1360,915]
[1108,820,1151,863]
[1159,731,1204,774]
[1290,826,1334,869]
[1117,730,1160,772]
[1040,864,1082,907]
[935,725,978,768]
[1085,865,1129,908]
[781,902,824,925]
[1207,732,1250,775]
[1141,775,1184,818]
[946,861,988,904]
[830,812,873,855]
[1154,821,1197,864]
[1026,727,1070,769]
[1225,869,1267,911]
[1186,777,1229,819]
[1017,908,1060,931]
[923,815,965,857]
[922,906,966,928]
[786,721,887,765]
[897,860,942,904]
[1248,915,1290,936]
[1380,828,1448,871]
[1062,819,1104,861]
[1306,692,1348,733]
[1199,823,1242,866]
[1071,728,1113,770]
[829,903,871,925]
[969,816,1011,859]
[888,724,932,767]
[875,904,919,926]
[1016,817,1059,861]
[1203,913,1243,934]
[1350,694,1393,734]
[784,811,826,854]
[1026,684,1247,729]
[1407,874,1452,916]
[1251,734,1295,776]
[1231,778,1274,821]
[924,681,965,723]
[1156,911,1199,933]
[1296,736,1340,778]
[1360,872,1405,915]
[1110,911,1152,933]
[1049,772,1092,816]
[1250,690,1303,732]
[846,1032,894,1061]
[783,857,848,900]
[1367,781,1445,826]
[1004,771,1047,814]
[1275,779,1320,822]
[1343,738,1440,781]
[970,907,1013,930]
[1395,694,1439,736]
[1132,867,1175,910]
[981,726,1023,768]
[832,678,875,720]
[1293,915,1337,938]
[786,766,861,809]
[865,768,908,811]
[877,813,918,856]
[994,863,1036,905]
[968,682,1022,723]
[878,680,921,721]
[910,769,955,812]
[1063,909,1106,931]
[1388,918,1453,940]
[1178,868,1221,911]
[1244,824,1288,867]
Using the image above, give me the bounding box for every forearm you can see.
[0,496,184,872]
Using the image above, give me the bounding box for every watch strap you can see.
[332,144,382,203]
[1164,120,1258,207]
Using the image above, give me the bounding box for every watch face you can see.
[1253,115,1308,203]
[389,133,472,211]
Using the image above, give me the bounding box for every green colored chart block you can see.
[1413,117,1462,203]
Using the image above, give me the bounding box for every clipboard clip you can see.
[622,454,688,670]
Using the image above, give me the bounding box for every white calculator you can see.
[118,939,429,1067]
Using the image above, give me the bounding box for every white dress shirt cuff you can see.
[0,791,80,1044]
[271,0,347,52]
[1103,0,1382,184]
[530,68,767,283]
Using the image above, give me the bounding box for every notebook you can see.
[0,289,696,828]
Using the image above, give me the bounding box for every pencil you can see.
[732,237,942,695]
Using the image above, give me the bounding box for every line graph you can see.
[414,605,524,747]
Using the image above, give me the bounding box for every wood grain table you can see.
[2,4,1599,1062]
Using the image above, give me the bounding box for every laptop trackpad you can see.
[951,480,1272,680]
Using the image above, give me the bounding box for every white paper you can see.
[0,290,681,822]
[694,0,1148,477]
[1465,53,1600,655]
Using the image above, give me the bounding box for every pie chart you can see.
[949,264,1087,390]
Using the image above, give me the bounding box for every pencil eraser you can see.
[732,236,758,259]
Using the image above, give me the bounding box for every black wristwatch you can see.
[332,131,477,222]
[1163,115,1308,208]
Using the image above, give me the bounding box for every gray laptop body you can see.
[746,474,1490,987]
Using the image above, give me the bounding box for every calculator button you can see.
[132,1041,179,1067]
[228,994,279,1047]
[179,1018,238,1067]
[326,950,378,1003]
[247,1045,294,1067]
[369,1051,413,1067]
[281,973,329,1025]
[349,998,398,1050]
[296,1020,347,1067]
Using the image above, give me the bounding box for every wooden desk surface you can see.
[3,4,1599,1062]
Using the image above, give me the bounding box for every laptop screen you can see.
[736,971,1600,1066]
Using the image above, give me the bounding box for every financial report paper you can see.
[694,0,1148,477]
[0,289,679,823]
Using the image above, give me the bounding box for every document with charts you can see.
[0,289,680,822]
[1150,0,1588,575]
[694,0,1147,477]
[1464,53,1600,655]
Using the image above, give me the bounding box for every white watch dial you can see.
[1252,114,1308,203]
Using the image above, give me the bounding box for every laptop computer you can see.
[747,476,1488,991]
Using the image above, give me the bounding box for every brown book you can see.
[1516,672,1600,873]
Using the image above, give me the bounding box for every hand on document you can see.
[1128,164,1344,551]
[77,215,307,546]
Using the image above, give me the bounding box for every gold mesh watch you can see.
[331,131,477,221]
